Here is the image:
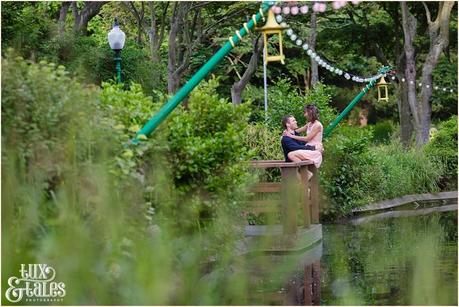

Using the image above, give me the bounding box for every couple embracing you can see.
[281,104,324,173]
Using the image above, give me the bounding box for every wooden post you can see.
[281,167,298,234]
[312,261,321,305]
[310,165,320,224]
[298,165,311,228]
[303,263,312,305]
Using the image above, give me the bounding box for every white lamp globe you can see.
[108,19,126,51]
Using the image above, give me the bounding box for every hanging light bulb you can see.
[307,49,313,55]
[276,15,283,23]
[290,34,297,41]
[296,39,302,46]
[286,29,293,36]
[302,43,309,50]
[300,5,308,14]
[283,6,291,14]
[291,6,299,15]
[312,2,321,12]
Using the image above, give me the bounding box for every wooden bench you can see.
[249,160,320,235]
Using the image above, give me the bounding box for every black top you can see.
[281,131,315,162]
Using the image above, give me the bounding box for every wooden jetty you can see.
[242,160,322,252]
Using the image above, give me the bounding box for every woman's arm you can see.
[285,124,321,142]
[295,124,308,134]
[283,133,309,142]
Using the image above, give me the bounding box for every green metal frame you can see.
[324,66,391,138]
[133,1,276,143]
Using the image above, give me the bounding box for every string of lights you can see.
[275,13,384,82]
[274,13,457,94]
[271,1,361,15]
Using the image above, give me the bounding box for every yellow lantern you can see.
[377,76,389,102]
[256,9,288,64]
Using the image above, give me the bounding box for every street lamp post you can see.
[107,18,125,84]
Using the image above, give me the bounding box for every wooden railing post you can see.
[310,165,320,224]
[298,165,311,228]
[280,167,299,234]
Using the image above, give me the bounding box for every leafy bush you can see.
[242,124,283,161]
[320,126,443,220]
[425,116,458,189]
[320,126,374,218]
[361,142,443,201]
[1,51,260,306]
[371,120,395,144]
[165,77,255,229]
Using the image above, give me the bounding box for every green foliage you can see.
[431,55,458,120]
[164,78,255,231]
[321,126,443,219]
[303,82,338,128]
[242,124,283,161]
[244,79,337,131]
[1,2,54,59]
[1,53,257,306]
[1,50,103,187]
[425,116,458,189]
[371,119,395,144]
[168,77,252,192]
[320,126,374,218]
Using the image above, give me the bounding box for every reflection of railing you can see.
[249,160,320,234]
[248,242,323,305]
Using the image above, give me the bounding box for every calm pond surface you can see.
[247,207,457,305]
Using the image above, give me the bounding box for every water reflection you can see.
[248,209,457,305]
[247,242,322,305]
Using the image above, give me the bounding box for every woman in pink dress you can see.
[282,104,323,169]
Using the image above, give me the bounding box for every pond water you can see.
[247,206,457,305]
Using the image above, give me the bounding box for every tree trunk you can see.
[58,2,71,35]
[418,1,455,144]
[309,9,318,86]
[167,2,202,96]
[148,2,168,63]
[126,2,145,44]
[392,5,413,147]
[72,1,107,35]
[231,37,264,105]
[401,2,422,145]
[167,3,185,95]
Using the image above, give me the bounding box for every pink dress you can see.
[291,121,323,168]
